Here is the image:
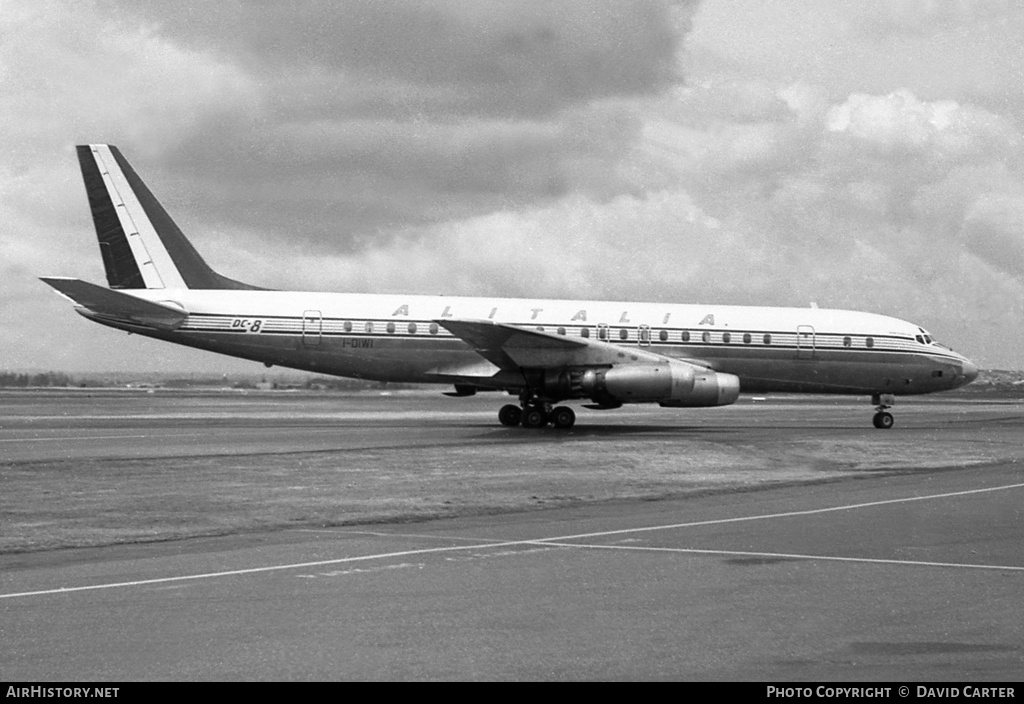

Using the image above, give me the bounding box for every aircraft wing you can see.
[437,318,679,369]
[41,277,187,331]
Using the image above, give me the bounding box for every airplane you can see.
[43,144,978,430]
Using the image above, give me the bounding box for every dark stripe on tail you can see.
[105,146,263,290]
[77,145,145,289]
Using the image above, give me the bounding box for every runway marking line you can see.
[290,528,512,544]
[2,480,1022,600]
[535,542,1024,572]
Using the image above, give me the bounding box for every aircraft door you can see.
[638,324,651,347]
[302,310,322,347]
[796,325,815,359]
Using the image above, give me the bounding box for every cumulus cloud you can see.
[825,90,1019,160]
[117,0,688,118]
[62,1,702,253]
[0,1,257,161]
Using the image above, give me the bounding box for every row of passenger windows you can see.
[343,321,442,334]
[546,326,876,347]
[335,320,877,348]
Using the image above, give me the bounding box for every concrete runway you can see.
[1,390,1023,680]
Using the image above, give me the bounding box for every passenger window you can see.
[599,327,608,341]
[365,322,374,333]
[702,331,711,343]
[581,327,590,338]
[763,334,772,345]
[344,321,352,333]
[866,337,874,348]
[408,322,417,334]
[429,322,439,335]
[386,322,395,334]
[681,331,690,342]
[722,332,731,344]
[743,333,751,344]
[843,336,851,347]
[619,328,629,340]
[659,330,668,342]
[557,327,566,336]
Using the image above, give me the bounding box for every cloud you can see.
[962,192,1024,277]
[852,0,1018,36]
[0,1,257,161]
[115,0,691,118]
[42,1,701,254]
[825,90,1019,161]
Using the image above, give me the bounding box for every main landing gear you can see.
[498,401,576,430]
[871,393,895,429]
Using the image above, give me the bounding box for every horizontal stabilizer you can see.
[41,277,187,330]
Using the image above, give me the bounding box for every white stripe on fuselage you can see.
[132,288,965,363]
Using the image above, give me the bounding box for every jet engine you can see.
[538,361,740,407]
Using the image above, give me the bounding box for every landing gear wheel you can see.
[498,404,522,427]
[521,407,548,429]
[872,411,894,429]
[550,406,576,429]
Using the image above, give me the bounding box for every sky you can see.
[2,0,1023,373]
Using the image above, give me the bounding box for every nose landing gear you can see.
[871,393,895,429]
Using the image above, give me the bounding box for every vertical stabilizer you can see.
[77,144,260,290]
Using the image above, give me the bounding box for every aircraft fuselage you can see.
[83,288,976,397]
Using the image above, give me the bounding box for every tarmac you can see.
[1,389,1022,680]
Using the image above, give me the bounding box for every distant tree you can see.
[0,371,74,387]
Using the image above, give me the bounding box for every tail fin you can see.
[76,144,261,290]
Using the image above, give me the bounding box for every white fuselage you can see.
[97,288,976,397]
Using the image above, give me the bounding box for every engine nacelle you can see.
[577,361,740,407]
[658,369,740,407]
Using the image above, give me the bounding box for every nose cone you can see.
[958,359,979,387]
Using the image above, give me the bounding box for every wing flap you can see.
[41,277,187,330]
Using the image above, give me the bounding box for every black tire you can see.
[550,406,576,429]
[521,407,548,429]
[498,404,522,427]
[872,411,894,429]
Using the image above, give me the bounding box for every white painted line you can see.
[535,542,1024,572]
[2,481,1022,600]
[527,481,1024,543]
[290,528,511,544]
[0,541,529,600]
